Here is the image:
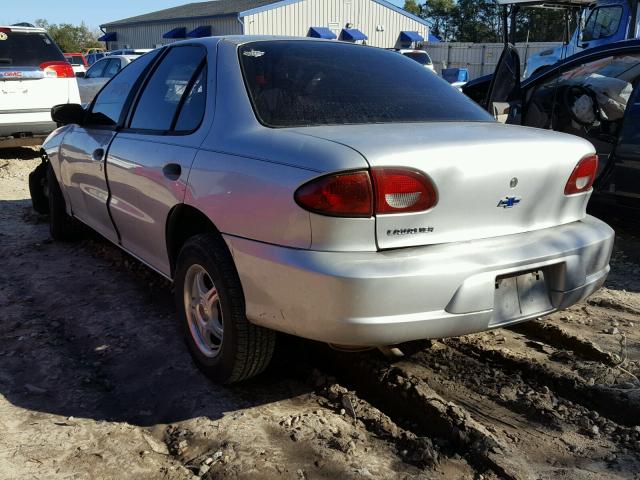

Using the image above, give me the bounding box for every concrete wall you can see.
[243,0,429,48]
[424,42,562,80]
[102,15,242,49]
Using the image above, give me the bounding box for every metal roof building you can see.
[99,0,430,49]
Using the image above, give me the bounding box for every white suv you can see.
[0,25,81,147]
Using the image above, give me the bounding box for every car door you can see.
[579,4,627,51]
[105,45,210,275]
[58,50,161,242]
[484,44,522,122]
[519,49,640,185]
[610,80,640,201]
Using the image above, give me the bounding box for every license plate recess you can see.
[492,269,553,325]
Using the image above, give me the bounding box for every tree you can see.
[34,19,102,52]
[424,0,456,41]
[404,0,422,16]
[452,0,501,43]
[404,0,456,41]
[515,7,575,43]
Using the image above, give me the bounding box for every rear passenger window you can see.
[174,66,207,132]
[130,46,206,132]
[86,50,160,127]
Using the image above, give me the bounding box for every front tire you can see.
[28,160,49,214]
[47,164,81,241]
[174,233,276,383]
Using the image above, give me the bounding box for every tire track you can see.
[446,333,640,428]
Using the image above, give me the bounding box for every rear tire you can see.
[174,233,276,383]
[47,164,81,241]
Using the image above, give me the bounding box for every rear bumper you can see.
[0,110,55,138]
[226,215,614,346]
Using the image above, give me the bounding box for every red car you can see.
[64,52,87,75]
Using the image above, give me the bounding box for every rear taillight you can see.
[371,167,437,214]
[294,171,373,217]
[39,61,75,78]
[294,168,437,217]
[565,154,598,195]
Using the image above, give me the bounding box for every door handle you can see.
[92,148,105,161]
[162,163,182,181]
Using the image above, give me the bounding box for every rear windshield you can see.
[0,30,65,67]
[65,55,84,65]
[402,51,432,65]
[239,41,491,127]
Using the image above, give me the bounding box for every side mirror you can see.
[51,103,85,126]
[76,71,86,78]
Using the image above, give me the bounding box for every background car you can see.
[64,52,87,75]
[106,48,152,57]
[85,51,106,66]
[0,24,80,147]
[397,48,435,71]
[76,54,138,104]
[463,39,640,208]
[523,0,638,78]
[41,37,612,384]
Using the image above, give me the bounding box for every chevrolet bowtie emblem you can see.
[497,196,521,208]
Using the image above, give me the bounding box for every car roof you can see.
[0,25,46,33]
[169,35,349,47]
[64,52,84,56]
[94,54,137,61]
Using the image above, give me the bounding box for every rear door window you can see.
[85,50,161,127]
[129,45,206,132]
[0,30,65,67]
[174,66,207,132]
[239,41,491,127]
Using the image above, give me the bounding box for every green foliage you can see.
[34,19,101,52]
[424,0,456,41]
[515,8,575,43]
[404,0,573,43]
[453,0,500,43]
[404,0,422,15]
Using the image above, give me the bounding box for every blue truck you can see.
[524,0,640,77]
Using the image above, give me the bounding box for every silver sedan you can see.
[41,36,614,383]
[76,54,139,104]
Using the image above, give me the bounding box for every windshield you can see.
[65,55,84,65]
[402,51,432,65]
[582,6,623,41]
[239,41,492,128]
[0,30,65,67]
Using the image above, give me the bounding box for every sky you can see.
[1,0,406,30]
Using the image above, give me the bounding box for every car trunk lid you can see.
[289,122,596,249]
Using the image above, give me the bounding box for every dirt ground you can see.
[0,149,639,480]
